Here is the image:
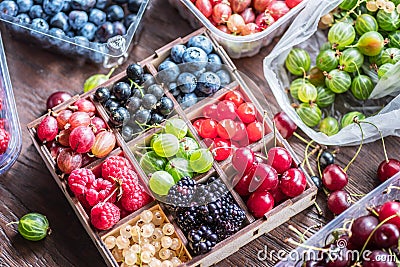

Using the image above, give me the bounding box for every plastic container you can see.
[275,172,400,266]
[0,31,22,174]
[168,0,308,58]
[0,0,149,67]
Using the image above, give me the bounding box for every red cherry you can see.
[203,138,214,148]
[373,223,400,248]
[247,190,274,218]
[203,104,219,120]
[46,91,72,110]
[234,164,257,197]
[267,147,292,174]
[192,119,204,133]
[212,138,231,161]
[217,119,236,139]
[246,121,263,143]
[285,0,303,8]
[270,186,288,204]
[273,111,297,139]
[250,163,278,192]
[267,0,290,20]
[232,121,247,141]
[217,100,237,120]
[237,102,256,124]
[280,168,306,197]
[224,91,244,107]
[377,159,400,182]
[322,164,348,191]
[232,147,255,175]
[327,190,352,215]
[379,201,400,229]
[199,118,218,138]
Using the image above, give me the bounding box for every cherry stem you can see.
[286,238,329,253]
[304,140,316,177]
[316,149,323,178]
[384,185,400,194]
[359,213,400,259]
[6,221,19,226]
[322,187,330,197]
[288,225,305,242]
[314,202,323,216]
[262,111,268,157]
[106,66,116,79]
[272,120,277,148]
[293,132,316,148]
[343,122,364,173]
[254,153,268,162]
[366,207,380,217]
[349,193,365,197]
[359,121,388,163]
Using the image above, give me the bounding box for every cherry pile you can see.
[192,90,264,161]
[305,200,400,266]
[231,146,306,218]
[192,0,303,36]
[0,99,10,155]
[37,98,116,174]
[68,155,152,231]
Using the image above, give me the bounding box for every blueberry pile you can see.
[167,177,246,255]
[94,63,174,142]
[157,35,232,109]
[0,0,144,43]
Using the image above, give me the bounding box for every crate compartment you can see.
[101,204,192,266]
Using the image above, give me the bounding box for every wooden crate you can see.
[27,28,317,267]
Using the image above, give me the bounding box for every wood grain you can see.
[0,0,398,266]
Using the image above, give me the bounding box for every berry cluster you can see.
[0,0,143,43]
[158,35,232,109]
[194,0,302,36]
[103,208,188,266]
[192,90,264,161]
[232,146,306,218]
[37,98,116,174]
[306,200,400,266]
[167,177,246,255]
[94,63,174,142]
[68,155,152,230]
[0,99,10,155]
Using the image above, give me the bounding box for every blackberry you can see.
[213,220,238,241]
[166,176,196,207]
[176,206,200,233]
[188,225,218,255]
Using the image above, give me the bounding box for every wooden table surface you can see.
[1,1,399,266]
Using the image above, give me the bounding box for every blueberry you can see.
[182,47,208,72]
[69,10,88,30]
[157,60,180,83]
[177,72,197,94]
[17,0,33,13]
[43,0,64,15]
[127,0,142,13]
[147,84,164,100]
[123,13,136,28]
[126,63,144,83]
[48,27,66,45]
[94,87,110,103]
[95,0,106,9]
[71,0,95,11]
[74,35,89,55]
[135,109,151,124]
[110,106,130,127]
[88,8,105,26]
[171,44,186,63]
[216,69,231,86]
[16,13,31,23]
[188,35,213,54]
[168,83,180,97]
[178,93,197,109]
[206,53,222,72]
[65,30,74,37]
[113,82,131,102]
[126,96,141,113]
[95,21,114,43]
[61,0,70,12]
[0,1,19,16]
[192,67,206,78]
[29,4,44,18]
[197,72,221,95]
[78,22,96,41]
[50,12,69,31]
[34,0,42,4]
[112,21,126,36]
[113,0,127,4]
[106,4,124,22]
[158,96,174,115]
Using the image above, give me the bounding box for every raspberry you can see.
[0,118,5,129]
[77,194,91,210]
[102,156,131,180]
[86,178,117,207]
[106,167,138,184]
[0,128,9,154]
[68,168,95,196]
[120,183,152,212]
[90,202,120,230]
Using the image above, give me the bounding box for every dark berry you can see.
[79,22,96,41]
[31,18,49,32]
[310,175,323,190]
[142,94,157,110]
[157,96,174,115]
[94,87,110,103]
[126,63,144,84]
[150,113,164,125]
[104,99,119,113]
[16,13,31,24]
[197,72,221,95]
[123,13,137,28]
[157,61,180,83]
[207,53,222,72]
[319,150,335,169]
[0,0,19,16]
[106,4,124,22]
[127,0,143,13]
[49,12,69,31]
[177,72,197,94]
[126,96,141,113]
[134,109,151,124]
[110,107,130,127]
[147,84,164,100]
[29,4,45,19]
[43,0,64,15]
[70,0,95,11]
[112,21,126,36]
[17,0,33,13]
[68,10,88,30]
[95,21,114,43]
[171,44,186,63]
[112,82,131,102]
[89,8,106,26]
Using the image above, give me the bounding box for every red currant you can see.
[203,104,219,120]
[232,121,247,141]
[217,119,236,139]
[237,102,256,124]
[199,118,218,139]
[224,91,244,107]
[212,138,231,161]
[246,121,263,143]
[217,100,237,120]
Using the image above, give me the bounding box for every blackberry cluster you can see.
[167,176,246,256]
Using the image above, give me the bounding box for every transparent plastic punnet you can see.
[0,0,149,67]
[275,172,400,266]
[169,0,308,58]
[0,31,22,174]
[264,0,400,146]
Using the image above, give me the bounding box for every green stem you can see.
[6,221,19,226]
[293,132,316,148]
[359,121,389,163]
[316,149,323,178]
[106,67,116,79]
[343,122,364,172]
[263,111,268,158]
[304,140,316,177]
